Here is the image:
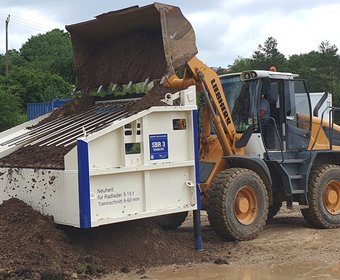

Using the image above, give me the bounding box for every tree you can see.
[317,41,340,99]
[215,67,229,75]
[0,66,72,108]
[287,40,340,106]
[319,40,338,56]
[287,52,322,91]
[228,56,252,73]
[251,37,287,71]
[20,29,75,84]
[0,50,25,75]
[0,87,24,131]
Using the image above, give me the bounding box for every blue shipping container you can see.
[27,99,69,120]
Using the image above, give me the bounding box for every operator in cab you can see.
[259,94,270,119]
[259,92,270,141]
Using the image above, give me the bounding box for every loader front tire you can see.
[207,168,269,241]
[155,211,188,230]
[302,164,340,228]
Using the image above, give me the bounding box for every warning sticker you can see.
[149,134,168,160]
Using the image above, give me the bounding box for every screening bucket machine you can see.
[0,3,203,249]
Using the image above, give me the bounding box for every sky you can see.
[0,0,340,67]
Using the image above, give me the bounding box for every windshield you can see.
[221,75,259,132]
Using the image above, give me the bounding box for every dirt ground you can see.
[103,206,340,280]
[1,199,340,279]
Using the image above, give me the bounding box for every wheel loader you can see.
[66,3,340,241]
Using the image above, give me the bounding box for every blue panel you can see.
[77,139,91,228]
[149,134,168,160]
[27,102,53,120]
[26,99,69,120]
[193,110,203,251]
[192,110,201,210]
[193,210,203,251]
[52,99,69,109]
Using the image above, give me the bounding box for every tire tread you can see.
[301,164,340,229]
[207,168,268,241]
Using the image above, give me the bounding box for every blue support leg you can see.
[193,209,203,251]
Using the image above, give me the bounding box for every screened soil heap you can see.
[2,196,340,279]
[0,83,177,170]
[0,198,200,280]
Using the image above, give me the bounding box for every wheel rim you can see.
[323,180,340,215]
[234,186,258,225]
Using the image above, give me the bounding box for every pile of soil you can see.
[126,83,178,115]
[0,198,200,279]
[0,96,95,169]
[0,198,80,279]
[0,145,75,170]
[0,83,178,170]
[33,95,95,127]
[4,197,332,279]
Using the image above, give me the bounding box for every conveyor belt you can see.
[0,99,137,148]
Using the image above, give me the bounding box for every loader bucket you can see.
[66,3,198,91]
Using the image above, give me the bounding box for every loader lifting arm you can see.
[163,56,237,156]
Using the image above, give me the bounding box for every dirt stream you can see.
[1,199,340,280]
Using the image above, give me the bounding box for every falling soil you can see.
[0,198,199,280]
[0,83,177,170]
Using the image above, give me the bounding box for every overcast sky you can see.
[1,0,340,67]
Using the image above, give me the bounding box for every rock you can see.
[137,269,145,275]
[0,269,8,277]
[121,267,131,273]
[214,258,229,265]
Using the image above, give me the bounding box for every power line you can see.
[11,15,49,32]
[1,14,52,32]
[11,18,47,32]
[5,15,10,75]
[11,15,48,29]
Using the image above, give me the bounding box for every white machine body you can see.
[0,86,199,228]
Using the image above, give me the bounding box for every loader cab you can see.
[240,70,312,154]
[283,78,312,150]
[220,71,312,156]
[220,73,258,132]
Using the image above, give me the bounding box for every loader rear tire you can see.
[207,168,269,241]
[301,164,340,228]
[155,211,188,230]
